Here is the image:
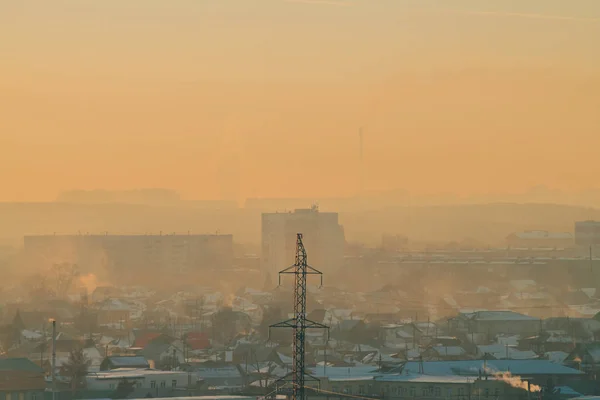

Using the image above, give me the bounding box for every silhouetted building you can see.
[24,234,233,275]
[505,230,573,249]
[575,221,600,247]
[261,206,345,273]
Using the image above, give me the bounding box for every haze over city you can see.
[2,1,600,400]
[2,0,600,202]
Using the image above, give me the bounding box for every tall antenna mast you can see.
[270,234,329,400]
[359,127,364,196]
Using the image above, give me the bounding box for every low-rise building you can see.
[0,358,45,400]
[506,231,573,249]
[86,368,201,397]
[453,311,541,339]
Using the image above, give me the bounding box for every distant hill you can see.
[56,188,181,205]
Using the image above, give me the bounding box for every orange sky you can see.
[1,0,599,201]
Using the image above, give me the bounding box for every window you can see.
[160,381,166,388]
[172,380,177,388]
[494,389,500,397]
[332,387,339,393]
[150,381,156,389]
[19,394,24,400]
[32,394,38,400]
[435,387,441,397]
[458,388,464,396]
[109,384,116,390]
[359,386,365,395]
[422,388,428,397]
[485,389,489,397]
[410,387,416,397]
[446,388,453,399]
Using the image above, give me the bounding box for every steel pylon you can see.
[270,233,329,400]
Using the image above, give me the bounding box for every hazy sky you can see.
[1,0,599,201]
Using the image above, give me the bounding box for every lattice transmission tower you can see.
[270,233,329,400]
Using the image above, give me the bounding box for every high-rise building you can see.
[575,221,600,246]
[261,206,345,274]
[24,234,233,276]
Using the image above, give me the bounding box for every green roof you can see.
[0,357,44,372]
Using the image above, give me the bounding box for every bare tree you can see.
[60,348,90,396]
[52,263,80,297]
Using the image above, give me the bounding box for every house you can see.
[519,331,575,354]
[138,340,184,369]
[564,343,600,373]
[333,320,371,344]
[185,332,211,352]
[310,361,584,400]
[0,358,45,399]
[380,324,416,349]
[506,231,573,248]
[86,368,201,397]
[545,318,600,343]
[454,311,541,339]
[476,344,538,360]
[132,332,172,349]
[94,299,132,328]
[100,356,150,371]
[91,286,121,303]
[182,362,244,392]
[232,343,284,365]
[422,346,468,361]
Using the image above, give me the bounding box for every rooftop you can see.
[463,311,539,322]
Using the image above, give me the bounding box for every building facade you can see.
[505,231,573,249]
[575,221,600,247]
[261,207,345,274]
[0,358,45,400]
[24,234,233,277]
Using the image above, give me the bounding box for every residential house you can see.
[422,346,468,361]
[476,344,538,360]
[310,361,584,400]
[185,332,211,354]
[453,311,541,340]
[182,361,244,393]
[0,358,45,400]
[137,340,184,369]
[94,299,132,328]
[100,356,150,371]
[232,343,284,366]
[86,368,201,397]
[564,343,600,374]
[333,320,371,344]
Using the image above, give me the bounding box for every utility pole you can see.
[52,319,57,400]
[270,234,329,400]
[590,245,593,274]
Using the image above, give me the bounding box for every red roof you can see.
[186,332,210,350]
[132,332,163,348]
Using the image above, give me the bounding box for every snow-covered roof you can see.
[376,374,473,384]
[430,346,466,357]
[89,368,189,379]
[466,311,539,322]
[545,351,569,364]
[477,345,537,360]
[403,360,582,376]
